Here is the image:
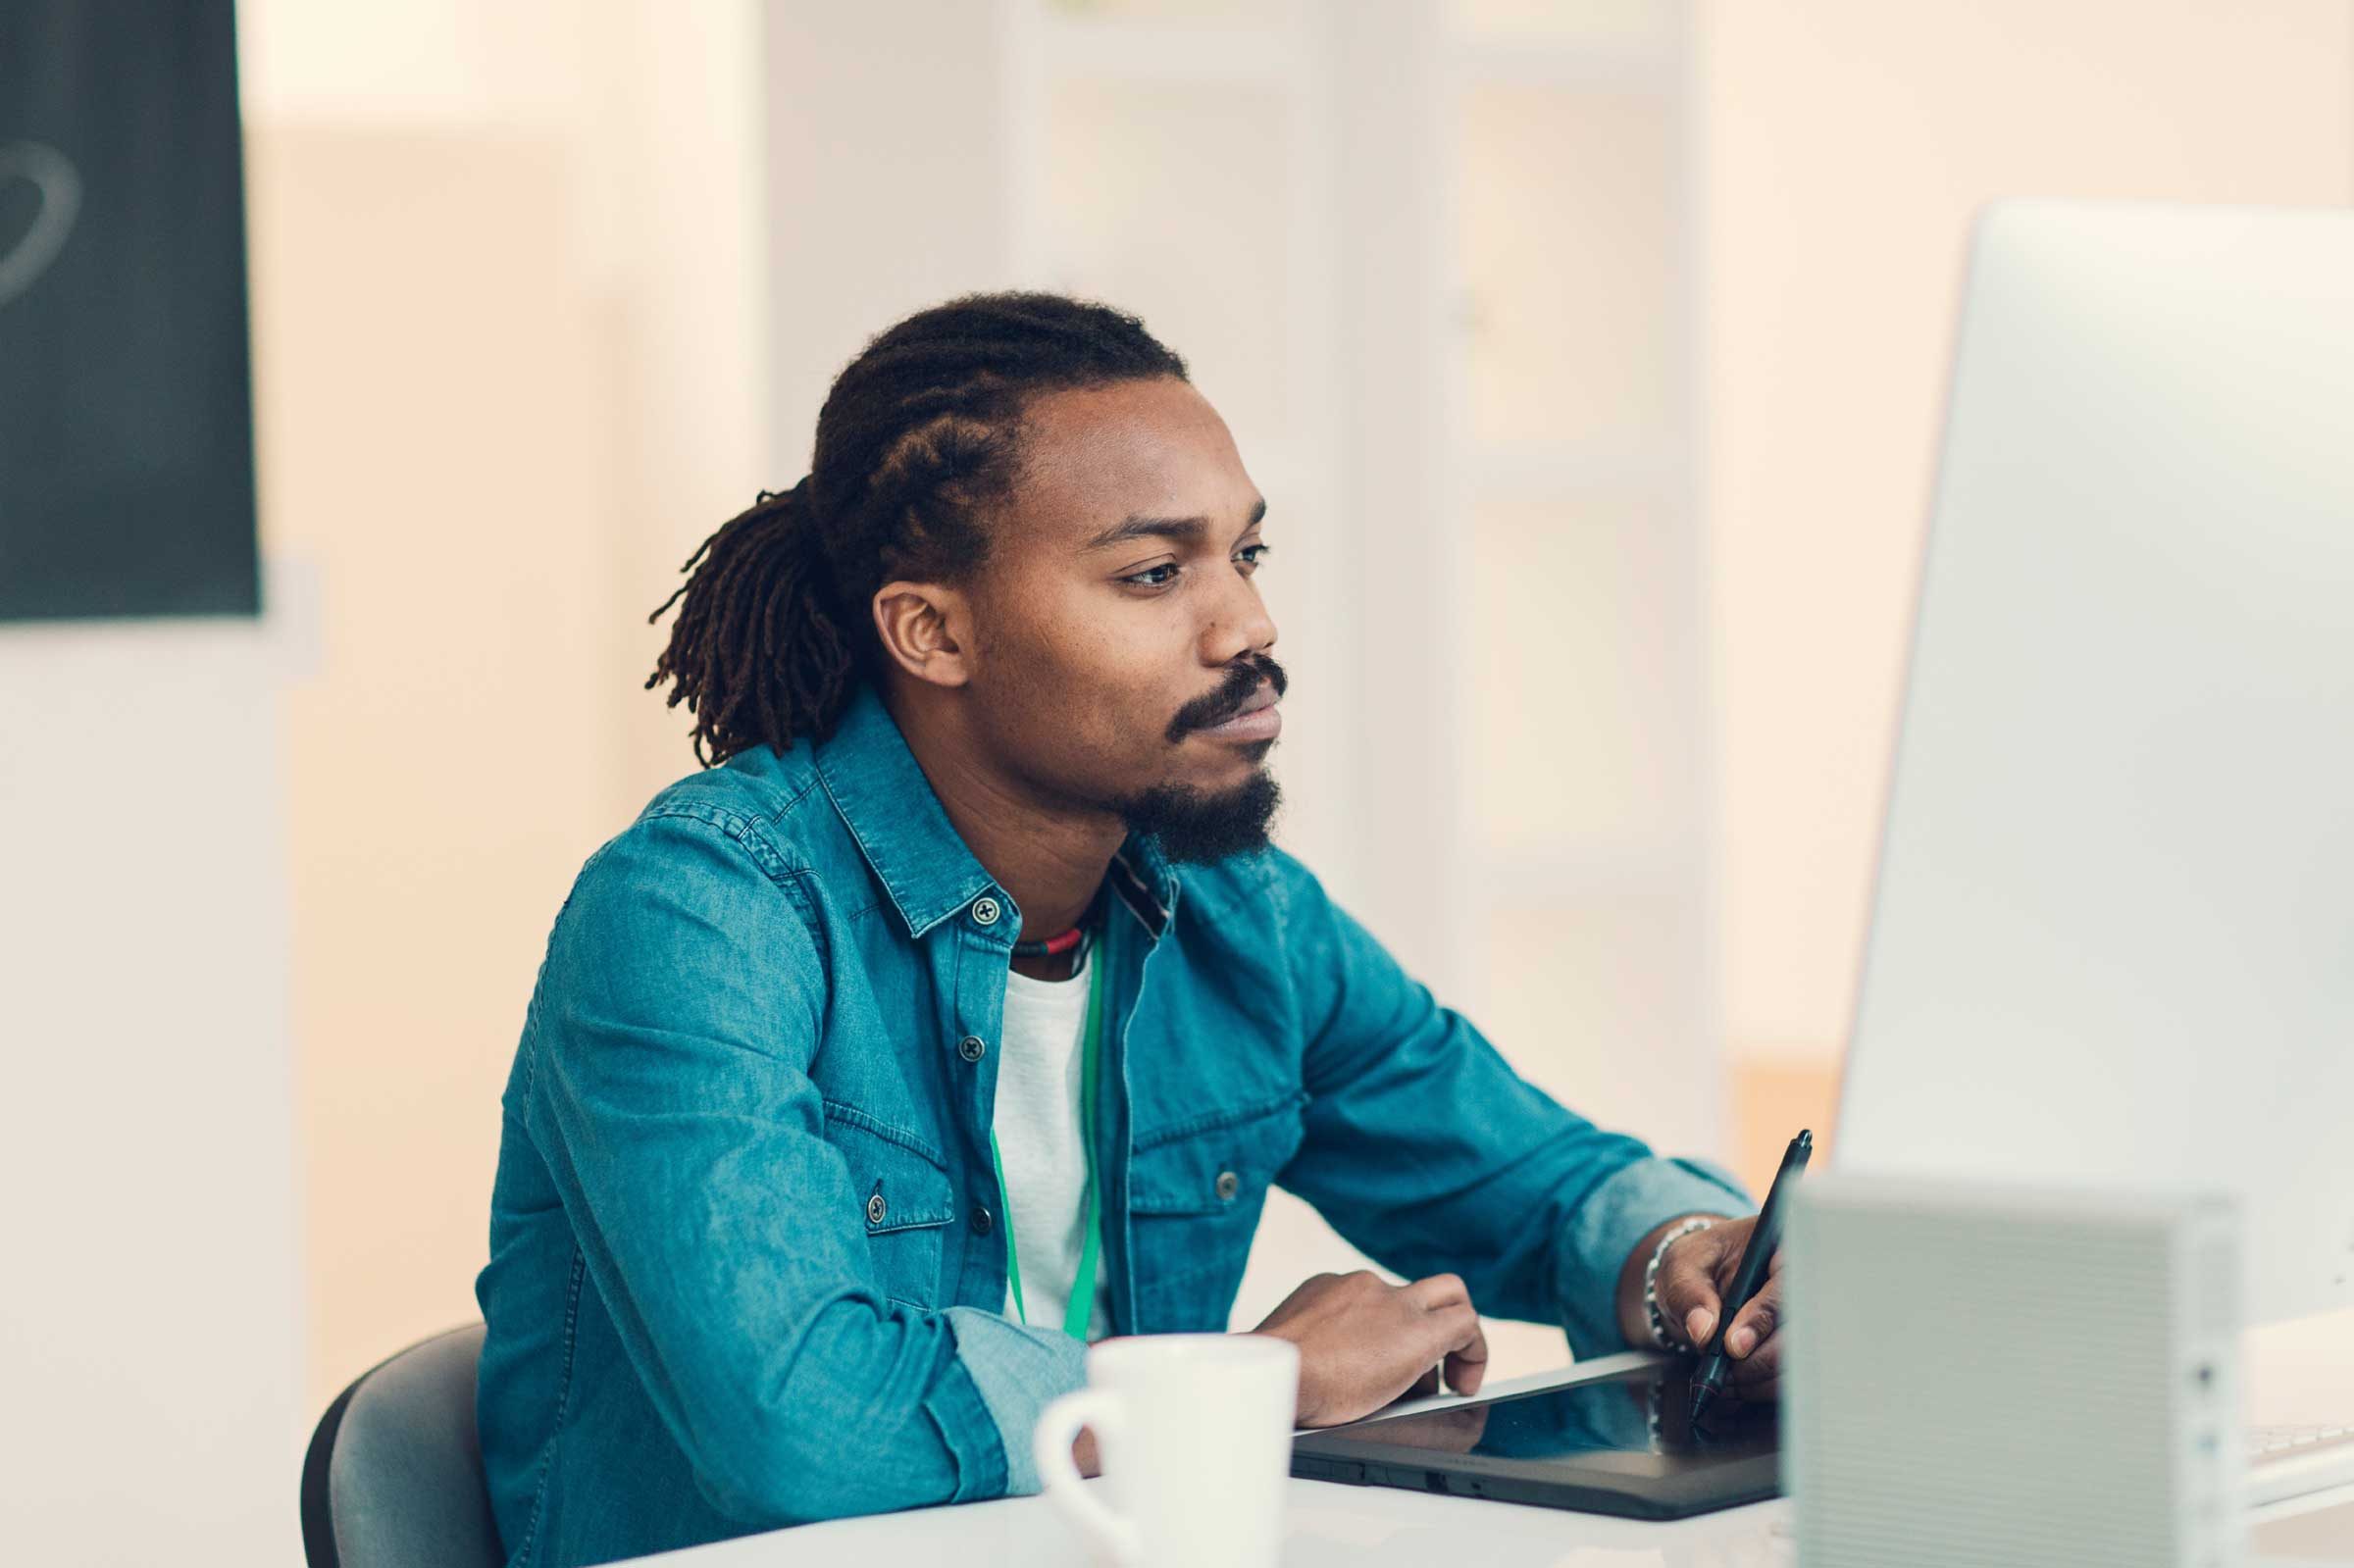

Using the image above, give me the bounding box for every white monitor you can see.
[1833,201,2354,1325]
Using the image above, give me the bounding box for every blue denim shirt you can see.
[476,682,1751,1567]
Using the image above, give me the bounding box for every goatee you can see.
[1115,766,1282,865]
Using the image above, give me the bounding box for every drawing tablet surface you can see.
[1291,1364,1780,1520]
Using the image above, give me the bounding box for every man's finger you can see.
[1727,1332,1783,1387]
[1413,1299,1482,1371]
[1444,1319,1490,1396]
[1405,1365,1440,1400]
[1725,1280,1781,1357]
[1655,1239,1724,1347]
[1402,1272,1469,1311]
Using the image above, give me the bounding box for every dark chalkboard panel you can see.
[0,0,259,621]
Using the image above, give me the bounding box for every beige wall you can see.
[239,0,768,1408]
[1699,0,2354,1069]
[252,123,630,1410]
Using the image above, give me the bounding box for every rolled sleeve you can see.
[1552,1153,1754,1354]
[942,1308,1089,1495]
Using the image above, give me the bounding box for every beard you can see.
[1113,650,1289,864]
[1112,761,1282,866]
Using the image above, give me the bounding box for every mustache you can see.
[1169,655,1288,742]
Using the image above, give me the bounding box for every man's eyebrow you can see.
[1083,495,1268,552]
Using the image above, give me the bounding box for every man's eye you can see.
[1120,545,1272,590]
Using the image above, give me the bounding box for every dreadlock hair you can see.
[645,291,1191,768]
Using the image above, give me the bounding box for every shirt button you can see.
[970,1205,995,1236]
[865,1192,888,1226]
[971,895,1002,927]
[1215,1170,1241,1202]
[958,1035,988,1063]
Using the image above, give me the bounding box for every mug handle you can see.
[1033,1388,1141,1566]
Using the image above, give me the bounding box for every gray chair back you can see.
[300,1322,503,1568]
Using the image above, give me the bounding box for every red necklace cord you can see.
[1011,924,1084,958]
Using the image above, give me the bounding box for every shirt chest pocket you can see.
[826,1110,956,1309]
[1125,1091,1306,1333]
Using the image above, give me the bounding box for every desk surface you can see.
[633,1481,2354,1568]
[628,1328,2354,1567]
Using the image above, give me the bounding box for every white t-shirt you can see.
[995,943,1113,1341]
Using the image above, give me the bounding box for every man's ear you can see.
[871,580,973,689]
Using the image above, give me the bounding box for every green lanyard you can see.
[988,946,1106,1341]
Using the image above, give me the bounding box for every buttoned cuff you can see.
[1556,1154,1754,1359]
[942,1306,1089,1496]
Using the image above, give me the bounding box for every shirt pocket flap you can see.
[826,1110,956,1235]
[1129,1091,1306,1217]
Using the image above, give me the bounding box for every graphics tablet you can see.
[1290,1362,1779,1520]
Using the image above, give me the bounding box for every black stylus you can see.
[1687,1129,1812,1426]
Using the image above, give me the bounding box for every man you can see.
[477,291,1786,1568]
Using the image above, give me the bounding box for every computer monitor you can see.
[1832,202,2354,1325]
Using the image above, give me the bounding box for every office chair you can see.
[300,1321,504,1568]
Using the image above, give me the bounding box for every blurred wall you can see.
[0,610,306,1567]
[236,0,769,1411]
[1702,0,2354,1108]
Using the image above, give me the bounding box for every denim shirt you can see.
[475,682,1751,1567]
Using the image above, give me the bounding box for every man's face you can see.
[959,376,1286,862]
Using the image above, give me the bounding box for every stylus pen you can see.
[1687,1128,1812,1426]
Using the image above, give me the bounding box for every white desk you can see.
[631,1481,2354,1567]
[652,1477,1794,1566]
[627,1331,2354,1567]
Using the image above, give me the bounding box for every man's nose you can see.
[1200,563,1278,666]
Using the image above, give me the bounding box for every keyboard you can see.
[2248,1423,2354,1506]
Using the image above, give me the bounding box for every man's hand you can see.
[1634,1214,1787,1402]
[1250,1270,1490,1427]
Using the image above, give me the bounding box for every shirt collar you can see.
[812,683,1177,941]
[1107,829,1176,940]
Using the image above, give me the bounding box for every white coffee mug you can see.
[1033,1333,1300,1568]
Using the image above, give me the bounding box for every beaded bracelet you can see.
[1642,1216,1717,1349]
